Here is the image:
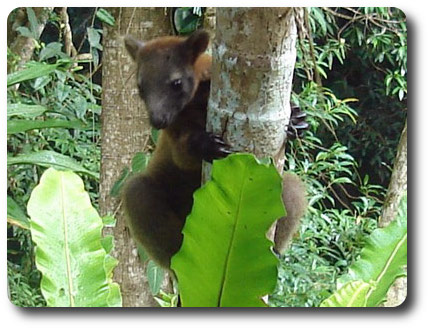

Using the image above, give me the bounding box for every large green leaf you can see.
[7,62,59,87]
[7,150,99,179]
[171,154,285,307]
[337,194,407,306]
[7,103,48,118]
[320,281,371,307]
[7,119,85,135]
[27,168,121,307]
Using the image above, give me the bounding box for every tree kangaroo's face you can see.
[136,47,196,129]
[124,31,209,129]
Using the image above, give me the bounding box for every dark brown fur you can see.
[122,30,306,269]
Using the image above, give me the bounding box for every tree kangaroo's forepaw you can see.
[286,103,309,140]
[204,133,232,162]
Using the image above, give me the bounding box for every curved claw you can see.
[204,133,233,162]
[286,103,309,140]
[290,104,301,111]
[291,111,307,121]
[216,147,233,158]
[210,135,230,148]
[292,121,309,130]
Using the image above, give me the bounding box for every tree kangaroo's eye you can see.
[170,79,182,89]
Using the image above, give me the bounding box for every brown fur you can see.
[274,173,307,254]
[122,30,307,269]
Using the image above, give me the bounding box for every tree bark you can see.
[380,120,407,307]
[203,7,216,48]
[380,121,407,226]
[100,7,171,307]
[205,8,298,241]
[7,7,53,72]
[207,8,296,172]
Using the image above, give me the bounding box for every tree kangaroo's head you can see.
[124,30,209,129]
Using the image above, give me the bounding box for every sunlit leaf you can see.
[338,195,407,306]
[320,281,371,307]
[27,168,121,306]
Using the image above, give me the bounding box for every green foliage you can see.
[270,8,406,307]
[329,194,407,307]
[171,7,204,35]
[96,8,115,27]
[320,280,371,307]
[154,290,179,307]
[7,61,61,87]
[87,27,103,67]
[270,209,377,307]
[7,119,85,135]
[7,8,104,307]
[146,260,165,295]
[7,196,30,229]
[7,103,48,118]
[172,154,284,307]
[27,168,121,307]
[7,7,406,308]
[7,261,46,307]
[15,8,39,39]
[8,150,99,179]
[274,78,385,308]
[7,56,101,204]
[300,7,407,186]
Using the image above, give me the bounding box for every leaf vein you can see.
[60,174,75,307]
[217,166,247,306]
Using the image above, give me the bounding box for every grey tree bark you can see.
[380,120,407,307]
[205,8,298,241]
[100,7,171,307]
[380,121,407,227]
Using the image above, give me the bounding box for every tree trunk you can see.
[380,121,407,226]
[203,7,216,48]
[380,120,407,307]
[205,8,298,241]
[100,7,171,307]
[7,7,53,72]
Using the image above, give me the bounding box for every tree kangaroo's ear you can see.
[124,35,145,61]
[182,30,210,63]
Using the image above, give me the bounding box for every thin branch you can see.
[304,8,322,86]
[60,8,77,58]
[322,7,354,21]
[294,8,313,81]
[126,7,137,36]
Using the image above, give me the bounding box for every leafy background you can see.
[7,7,406,307]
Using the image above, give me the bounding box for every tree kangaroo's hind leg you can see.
[122,175,184,269]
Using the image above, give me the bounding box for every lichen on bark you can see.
[206,7,297,175]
